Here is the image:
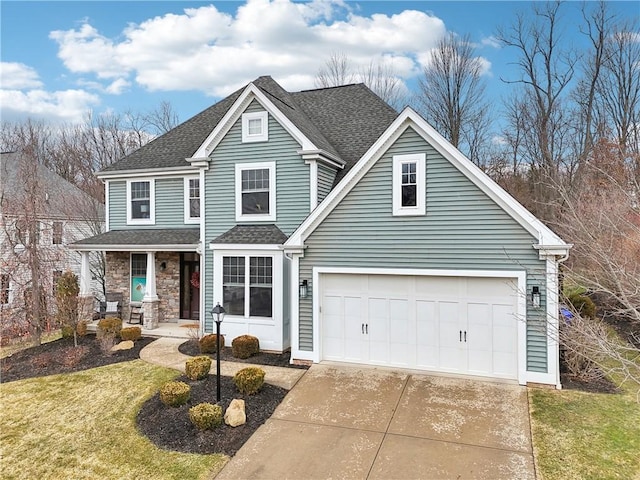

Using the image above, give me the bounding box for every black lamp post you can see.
[210,302,226,402]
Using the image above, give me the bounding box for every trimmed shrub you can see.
[233,366,265,395]
[189,402,223,430]
[232,335,259,359]
[97,317,122,340]
[567,292,597,319]
[61,324,74,338]
[185,355,212,380]
[120,326,142,341]
[76,320,88,337]
[159,381,191,407]
[199,334,221,354]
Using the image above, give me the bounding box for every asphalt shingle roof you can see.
[211,224,288,245]
[100,76,398,180]
[73,228,200,246]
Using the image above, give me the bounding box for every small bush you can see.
[97,317,122,340]
[159,381,191,407]
[61,325,74,338]
[120,326,142,341]
[185,356,212,380]
[189,402,223,430]
[232,335,259,359]
[567,292,597,319]
[76,320,88,337]
[233,366,265,395]
[199,334,221,353]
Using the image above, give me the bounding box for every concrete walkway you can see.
[216,364,536,480]
[139,337,306,390]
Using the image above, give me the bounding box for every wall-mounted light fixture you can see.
[299,279,308,299]
[532,286,541,308]
[159,261,167,271]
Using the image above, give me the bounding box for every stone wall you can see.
[105,251,182,323]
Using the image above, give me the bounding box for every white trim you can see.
[183,176,201,224]
[126,179,155,225]
[289,253,302,361]
[210,243,282,251]
[192,83,318,158]
[545,256,561,388]
[105,180,110,232]
[305,266,528,385]
[307,159,318,210]
[143,251,158,301]
[70,244,199,252]
[235,161,276,222]
[242,111,268,143]
[285,108,569,252]
[392,153,426,216]
[97,166,199,180]
[299,150,345,169]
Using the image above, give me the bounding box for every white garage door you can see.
[320,273,519,380]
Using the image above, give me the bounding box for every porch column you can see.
[78,251,94,322]
[142,251,160,329]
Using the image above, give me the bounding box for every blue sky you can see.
[1,1,638,126]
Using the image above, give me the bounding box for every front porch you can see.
[87,318,199,339]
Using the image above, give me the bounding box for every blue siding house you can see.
[72,76,570,387]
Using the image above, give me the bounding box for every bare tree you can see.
[415,32,492,164]
[143,100,179,135]
[314,51,355,89]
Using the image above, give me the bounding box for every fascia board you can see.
[97,167,199,180]
[191,83,317,159]
[69,244,199,252]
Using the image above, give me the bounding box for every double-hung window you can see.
[52,221,63,245]
[241,111,268,143]
[0,274,10,305]
[222,256,273,318]
[127,180,155,224]
[184,177,200,223]
[235,162,276,221]
[392,153,426,216]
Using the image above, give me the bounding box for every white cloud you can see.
[481,36,501,49]
[0,88,100,123]
[0,62,43,89]
[48,0,448,97]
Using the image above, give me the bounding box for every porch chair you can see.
[128,303,143,325]
[100,292,123,319]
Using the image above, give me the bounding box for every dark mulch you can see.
[137,374,287,456]
[178,338,309,369]
[560,372,620,394]
[0,335,155,383]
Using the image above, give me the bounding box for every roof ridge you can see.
[297,83,361,93]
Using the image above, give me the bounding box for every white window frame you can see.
[184,176,201,224]
[392,153,426,216]
[242,111,269,143]
[235,162,276,222]
[126,179,155,225]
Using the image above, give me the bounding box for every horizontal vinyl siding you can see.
[108,177,192,230]
[317,164,337,204]
[300,126,548,373]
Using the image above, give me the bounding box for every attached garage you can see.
[318,270,526,383]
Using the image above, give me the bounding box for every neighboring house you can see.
[0,152,104,337]
[71,76,570,387]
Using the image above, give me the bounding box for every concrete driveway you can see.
[216,364,536,480]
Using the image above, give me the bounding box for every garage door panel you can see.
[321,295,345,361]
[368,297,389,364]
[416,300,438,368]
[389,298,411,367]
[343,297,366,362]
[492,304,518,377]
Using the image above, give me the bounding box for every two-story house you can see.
[71,76,570,388]
[1,151,104,339]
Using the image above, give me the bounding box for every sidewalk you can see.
[139,337,306,390]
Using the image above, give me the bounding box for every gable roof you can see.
[0,152,104,221]
[285,108,570,251]
[99,76,397,179]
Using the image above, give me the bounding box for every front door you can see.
[180,253,200,320]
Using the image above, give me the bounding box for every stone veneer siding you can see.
[105,251,182,322]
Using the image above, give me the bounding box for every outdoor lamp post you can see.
[210,303,226,402]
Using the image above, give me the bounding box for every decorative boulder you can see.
[111,340,134,352]
[224,399,246,427]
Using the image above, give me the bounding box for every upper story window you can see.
[52,221,63,245]
[127,179,155,225]
[235,162,276,222]
[392,153,426,216]
[184,177,200,223]
[241,111,268,143]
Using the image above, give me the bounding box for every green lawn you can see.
[530,382,640,480]
[0,360,227,480]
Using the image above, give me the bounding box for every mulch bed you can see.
[178,338,309,369]
[137,374,287,456]
[0,335,155,383]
